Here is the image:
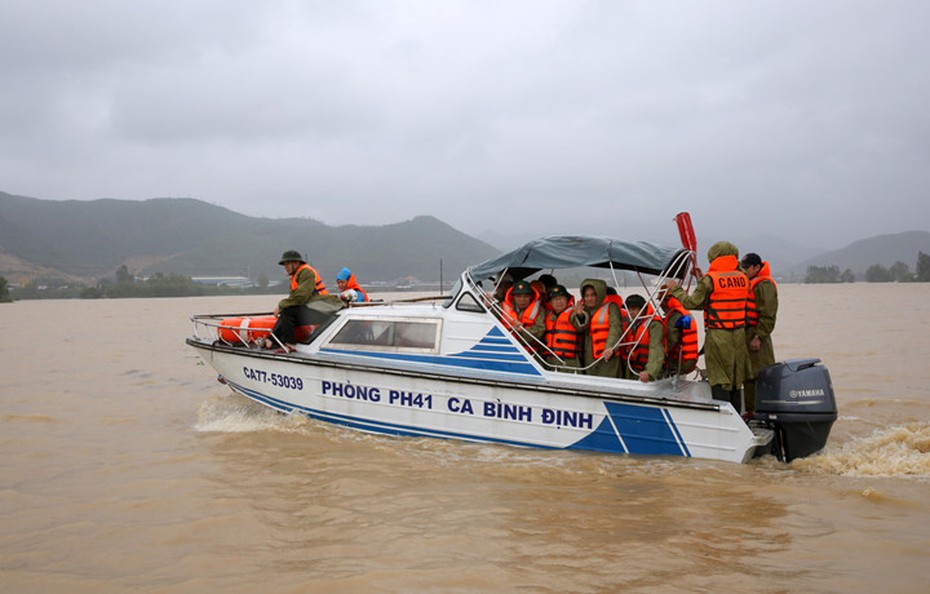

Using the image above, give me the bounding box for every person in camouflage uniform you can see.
[665,241,752,410]
[741,252,778,413]
[266,250,342,350]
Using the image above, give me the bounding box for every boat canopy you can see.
[467,235,688,281]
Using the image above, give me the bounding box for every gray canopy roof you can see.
[467,235,687,281]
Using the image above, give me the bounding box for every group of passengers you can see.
[493,272,699,383]
[492,239,778,418]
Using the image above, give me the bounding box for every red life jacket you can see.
[291,263,329,296]
[545,305,578,359]
[704,255,749,330]
[628,304,665,372]
[664,296,698,371]
[746,261,776,327]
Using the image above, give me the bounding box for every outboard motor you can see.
[753,358,837,462]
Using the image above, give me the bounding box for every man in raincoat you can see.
[741,252,778,413]
[265,250,343,350]
[570,278,623,377]
[665,241,752,410]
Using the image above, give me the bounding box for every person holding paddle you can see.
[664,241,752,411]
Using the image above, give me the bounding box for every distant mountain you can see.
[0,191,499,283]
[786,231,930,278]
[3,191,926,285]
[726,234,826,274]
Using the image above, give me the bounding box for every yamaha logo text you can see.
[789,389,826,398]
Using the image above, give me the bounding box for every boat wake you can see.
[791,422,930,479]
[194,393,314,434]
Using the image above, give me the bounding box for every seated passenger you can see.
[531,280,550,312]
[661,291,699,376]
[265,250,344,350]
[543,285,580,371]
[625,294,665,383]
[537,274,558,309]
[336,267,369,303]
[605,286,630,367]
[501,280,546,351]
[493,271,514,304]
[570,279,622,377]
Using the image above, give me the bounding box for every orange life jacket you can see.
[501,288,544,348]
[605,294,624,308]
[746,261,776,327]
[545,305,578,359]
[344,272,369,302]
[291,263,329,296]
[628,304,665,372]
[605,295,631,358]
[589,303,615,359]
[704,255,748,330]
[664,296,698,371]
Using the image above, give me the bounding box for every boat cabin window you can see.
[455,291,485,313]
[328,318,441,352]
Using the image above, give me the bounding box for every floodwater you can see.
[2,284,929,593]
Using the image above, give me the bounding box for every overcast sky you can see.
[1,0,928,249]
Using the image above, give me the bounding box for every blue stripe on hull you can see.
[225,379,690,458]
[225,380,555,450]
[319,349,541,375]
[568,402,690,457]
[567,416,628,453]
[321,326,542,376]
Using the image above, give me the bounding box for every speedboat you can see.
[187,218,836,464]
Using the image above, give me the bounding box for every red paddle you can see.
[674,212,702,279]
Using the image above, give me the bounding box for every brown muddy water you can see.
[1,284,929,593]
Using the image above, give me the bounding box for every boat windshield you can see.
[441,278,463,308]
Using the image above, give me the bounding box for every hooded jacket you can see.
[571,279,623,377]
[668,241,751,389]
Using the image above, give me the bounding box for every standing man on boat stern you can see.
[664,241,752,411]
[265,250,340,350]
[741,252,778,413]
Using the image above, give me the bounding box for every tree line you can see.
[2,265,278,300]
[804,251,930,283]
[5,252,930,301]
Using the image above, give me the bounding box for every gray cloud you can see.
[1,0,928,249]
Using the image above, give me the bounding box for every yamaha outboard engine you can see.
[753,358,837,462]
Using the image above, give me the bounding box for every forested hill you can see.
[786,230,930,278]
[0,192,499,283]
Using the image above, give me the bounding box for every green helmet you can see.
[278,250,305,265]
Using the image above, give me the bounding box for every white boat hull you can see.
[190,341,767,464]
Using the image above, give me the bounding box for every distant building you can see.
[191,276,254,288]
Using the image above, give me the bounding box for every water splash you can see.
[194,394,312,434]
[793,422,930,478]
